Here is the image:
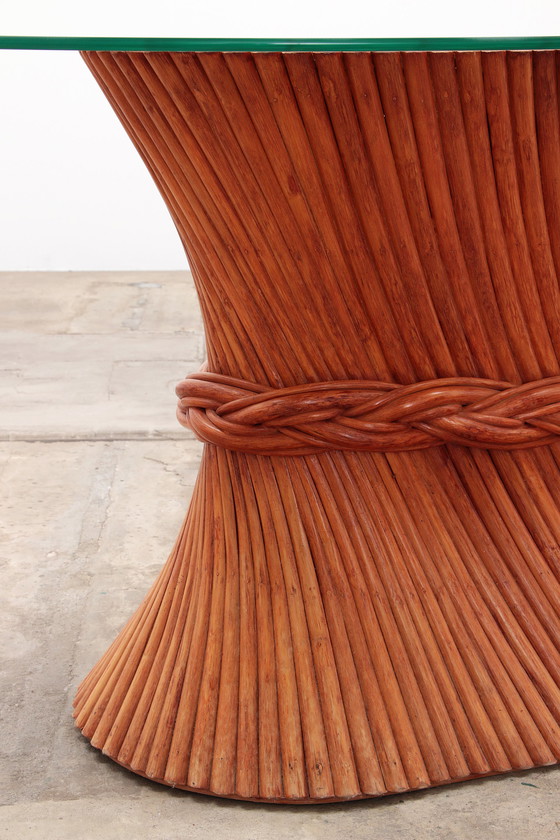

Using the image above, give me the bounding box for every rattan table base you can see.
[74,48,560,802]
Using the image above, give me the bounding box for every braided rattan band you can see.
[176,371,560,455]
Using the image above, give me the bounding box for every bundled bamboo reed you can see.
[75,48,560,802]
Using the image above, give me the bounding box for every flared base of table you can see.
[88,758,558,804]
[74,444,560,802]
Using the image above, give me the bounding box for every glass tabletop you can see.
[1,35,560,52]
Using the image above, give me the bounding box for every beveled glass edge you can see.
[1,35,560,52]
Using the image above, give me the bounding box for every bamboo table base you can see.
[74,48,560,802]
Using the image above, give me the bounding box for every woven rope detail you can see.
[176,371,560,455]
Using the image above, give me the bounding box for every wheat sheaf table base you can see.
[69,46,560,802]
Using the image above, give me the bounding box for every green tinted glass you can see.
[1,36,560,52]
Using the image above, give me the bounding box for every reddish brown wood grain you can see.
[74,49,560,802]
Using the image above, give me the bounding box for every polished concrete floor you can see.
[2,272,560,839]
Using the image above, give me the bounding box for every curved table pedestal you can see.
[74,49,560,802]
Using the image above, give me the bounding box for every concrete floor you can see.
[2,271,560,839]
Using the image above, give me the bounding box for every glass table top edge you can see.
[2,35,560,52]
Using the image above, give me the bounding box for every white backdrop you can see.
[1,0,560,270]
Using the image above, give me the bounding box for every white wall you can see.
[1,0,560,270]
[0,50,187,270]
